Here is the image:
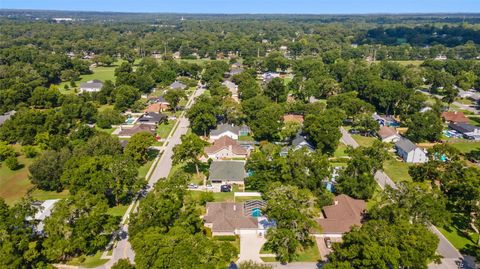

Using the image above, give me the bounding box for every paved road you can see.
[340,129,475,269]
[91,87,205,269]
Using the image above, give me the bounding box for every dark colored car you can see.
[220,185,232,192]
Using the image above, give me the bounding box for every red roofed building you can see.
[283,114,304,124]
[314,194,366,237]
[441,111,469,124]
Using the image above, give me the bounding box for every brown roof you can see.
[441,111,469,124]
[283,114,304,124]
[204,202,258,232]
[144,103,169,113]
[204,136,248,156]
[315,194,365,234]
[118,124,155,137]
[377,126,398,139]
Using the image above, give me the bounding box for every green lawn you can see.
[447,141,480,154]
[95,125,115,134]
[137,149,159,180]
[382,158,413,183]
[351,135,376,147]
[58,62,124,94]
[67,250,108,268]
[334,143,349,157]
[439,214,480,253]
[107,204,129,217]
[30,189,69,201]
[238,135,255,142]
[260,238,320,262]
[0,154,35,205]
[157,120,176,139]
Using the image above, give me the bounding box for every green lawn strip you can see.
[30,189,69,201]
[382,158,413,183]
[238,135,255,142]
[107,204,129,217]
[438,214,479,253]
[447,141,480,154]
[351,134,377,147]
[66,250,108,268]
[334,143,349,158]
[95,126,115,134]
[260,238,320,262]
[157,120,176,139]
[138,149,159,179]
[260,257,277,262]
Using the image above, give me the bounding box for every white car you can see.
[188,183,198,189]
[205,184,214,190]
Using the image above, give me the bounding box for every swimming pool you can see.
[125,118,136,124]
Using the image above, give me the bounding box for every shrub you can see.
[5,156,21,170]
[213,235,237,241]
[0,142,16,161]
[22,146,38,158]
[199,191,214,206]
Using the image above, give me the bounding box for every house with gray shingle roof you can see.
[204,202,258,236]
[395,138,428,163]
[209,160,246,185]
[169,80,187,90]
[79,80,103,93]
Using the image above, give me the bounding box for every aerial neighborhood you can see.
[0,6,479,269]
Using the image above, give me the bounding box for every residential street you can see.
[340,129,475,269]
[93,86,205,269]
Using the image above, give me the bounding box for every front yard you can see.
[260,238,320,262]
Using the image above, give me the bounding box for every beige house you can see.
[377,126,400,143]
[203,136,249,161]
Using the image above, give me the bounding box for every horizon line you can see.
[2,8,480,16]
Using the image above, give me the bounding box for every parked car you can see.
[220,184,232,192]
[206,184,214,190]
[348,129,361,135]
[188,183,198,189]
[324,237,332,249]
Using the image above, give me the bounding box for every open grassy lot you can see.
[0,153,36,205]
[107,204,129,217]
[447,141,480,154]
[351,134,377,147]
[382,158,413,183]
[137,149,159,180]
[67,250,108,268]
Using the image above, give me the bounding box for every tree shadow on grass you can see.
[146,149,159,161]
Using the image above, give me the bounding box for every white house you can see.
[79,80,103,93]
[209,124,240,141]
[395,138,428,163]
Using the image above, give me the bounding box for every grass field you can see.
[447,141,480,154]
[382,158,413,183]
[57,62,123,94]
[106,204,129,217]
[261,238,320,262]
[351,134,377,147]
[439,214,480,253]
[67,250,108,268]
[334,143,349,157]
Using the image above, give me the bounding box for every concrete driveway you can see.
[237,233,266,263]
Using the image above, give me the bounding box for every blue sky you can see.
[1,0,479,14]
